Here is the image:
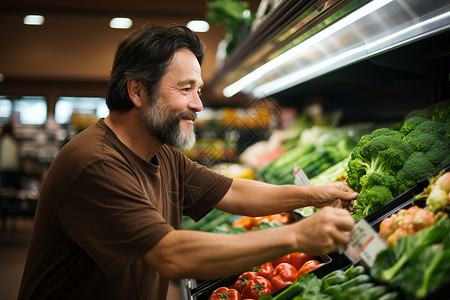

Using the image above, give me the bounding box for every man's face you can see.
[142,48,204,150]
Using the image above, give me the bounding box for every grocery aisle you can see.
[0,217,32,300]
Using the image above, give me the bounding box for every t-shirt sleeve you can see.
[57,160,173,279]
[177,152,233,221]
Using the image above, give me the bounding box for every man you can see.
[18,25,357,299]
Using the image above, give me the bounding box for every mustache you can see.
[179,110,197,122]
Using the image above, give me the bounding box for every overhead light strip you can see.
[251,9,450,97]
[223,0,395,98]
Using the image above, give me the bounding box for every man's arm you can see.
[143,206,354,280]
[214,178,358,216]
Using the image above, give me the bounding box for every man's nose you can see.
[189,92,203,112]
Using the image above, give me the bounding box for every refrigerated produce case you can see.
[177,0,450,299]
[210,0,450,123]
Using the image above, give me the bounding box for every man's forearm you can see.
[143,225,298,280]
[215,178,316,216]
[143,206,355,281]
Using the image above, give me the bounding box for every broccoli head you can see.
[402,152,435,182]
[431,105,450,123]
[360,172,398,195]
[371,128,405,139]
[404,131,437,152]
[353,185,393,217]
[396,169,416,194]
[399,116,428,135]
[347,129,411,192]
[425,139,449,167]
[414,119,449,140]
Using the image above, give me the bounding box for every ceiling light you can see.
[110,17,132,29]
[223,0,394,97]
[24,15,45,26]
[187,20,210,33]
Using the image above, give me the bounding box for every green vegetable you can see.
[347,107,450,221]
[371,216,450,299]
[181,209,234,232]
[206,0,254,55]
[271,279,303,300]
[343,265,365,279]
[322,269,344,281]
[339,274,371,291]
[354,185,393,216]
[322,284,341,296]
[211,224,247,234]
[377,292,400,300]
[321,271,347,286]
[341,282,375,295]
[259,127,360,185]
[364,285,389,299]
[252,221,282,231]
[286,273,331,300]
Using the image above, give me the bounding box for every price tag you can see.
[344,219,387,267]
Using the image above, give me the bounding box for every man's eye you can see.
[197,90,202,96]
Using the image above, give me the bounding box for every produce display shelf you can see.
[188,254,332,300]
[182,165,450,299]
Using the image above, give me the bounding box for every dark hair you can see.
[106,25,205,111]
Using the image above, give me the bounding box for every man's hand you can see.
[292,206,354,255]
[312,181,358,211]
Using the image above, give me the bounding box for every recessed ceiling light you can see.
[110,17,132,29]
[24,15,45,26]
[187,20,210,33]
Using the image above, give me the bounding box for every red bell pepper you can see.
[241,276,273,299]
[289,252,315,270]
[296,260,324,277]
[271,254,291,268]
[268,262,298,292]
[208,287,242,300]
[232,271,258,293]
[255,262,274,279]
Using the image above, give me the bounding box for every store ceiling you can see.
[0,0,262,106]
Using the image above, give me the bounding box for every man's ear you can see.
[127,80,144,108]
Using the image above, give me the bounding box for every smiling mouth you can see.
[180,110,197,122]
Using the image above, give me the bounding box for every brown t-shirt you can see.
[18,119,233,300]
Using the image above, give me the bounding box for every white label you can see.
[344,219,387,267]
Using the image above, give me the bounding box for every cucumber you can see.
[344,265,366,279]
[323,284,342,296]
[322,273,347,286]
[340,274,371,291]
[343,282,375,295]
[322,269,344,281]
[272,280,303,300]
[378,291,400,300]
[364,285,389,300]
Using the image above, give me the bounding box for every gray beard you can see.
[142,100,197,151]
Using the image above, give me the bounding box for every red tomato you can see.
[289,252,315,270]
[271,254,291,268]
[256,262,274,279]
[268,263,298,292]
[208,287,242,300]
[241,276,272,299]
[296,260,324,277]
